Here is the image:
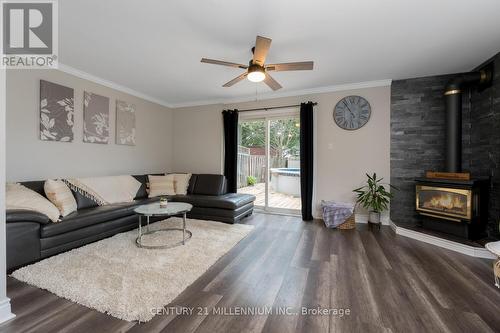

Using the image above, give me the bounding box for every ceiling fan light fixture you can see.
[201,35,313,90]
[247,64,266,82]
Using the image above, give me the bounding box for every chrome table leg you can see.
[138,215,142,246]
[183,212,186,245]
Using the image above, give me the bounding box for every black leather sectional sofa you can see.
[6,174,255,271]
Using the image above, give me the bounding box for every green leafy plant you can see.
[247,176,257,186]
[353,173,396,213]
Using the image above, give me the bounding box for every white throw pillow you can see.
[172,173,191,195]
[64,175,142,205]
[6,183,60,222]
[44,179,77,217]
[148,175,176,197]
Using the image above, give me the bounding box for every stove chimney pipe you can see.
[444,69,491,173]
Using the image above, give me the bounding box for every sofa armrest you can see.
[6,209,51,224]
[7,222,41,271]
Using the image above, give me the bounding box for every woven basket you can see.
[338,214,355,230]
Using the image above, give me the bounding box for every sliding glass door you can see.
[237,119,266,207]
[237,111,301,214]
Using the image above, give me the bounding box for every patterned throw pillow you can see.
[6,183,61,222]
[44,179,77,216]
[172,173,192,195]
[148,175,176,197]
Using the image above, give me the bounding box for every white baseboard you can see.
[0,298,15,325]
[389,221,496,259]
[313,212,391,226]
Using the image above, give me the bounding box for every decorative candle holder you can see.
[159,197,168,208]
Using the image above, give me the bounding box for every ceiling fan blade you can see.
[223,72,248,87]
[252,36,272,66]
[263,73,282,91]
[201,58,248,69]
[266,61,314,72]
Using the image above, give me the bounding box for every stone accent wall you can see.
[469,54,500,238]
[390,75,467,227]
[390,52,500,238]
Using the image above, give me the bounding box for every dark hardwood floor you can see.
[1,213,499,333]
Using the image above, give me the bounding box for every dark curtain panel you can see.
[222,109,239,193]
[300,102,314,220]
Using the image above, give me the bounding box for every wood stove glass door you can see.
[416,185,471,220]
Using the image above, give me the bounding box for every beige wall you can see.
[6,69,174,181]
[172,103,223,174]
[172,85,391,219]
[6,70,390,219]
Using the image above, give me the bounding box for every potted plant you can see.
[353,173,396,226]
[247,176,257,186]
[159,196,168,208]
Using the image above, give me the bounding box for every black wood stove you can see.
[414,68,493,240]
[415,177,489,240]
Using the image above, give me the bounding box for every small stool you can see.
[485,241,500,288]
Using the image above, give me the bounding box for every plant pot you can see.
[368,211,381,225]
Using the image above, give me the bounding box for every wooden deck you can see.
[239,183,301,211]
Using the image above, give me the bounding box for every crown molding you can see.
[57,63,173,108]
[169,79,392,108]
[389,221,496,259]
[56,62,392,110]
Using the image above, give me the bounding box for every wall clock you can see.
[333,95,371,130]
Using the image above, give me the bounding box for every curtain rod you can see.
[237,102,317,113]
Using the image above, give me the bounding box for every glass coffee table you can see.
[134,202,193,249]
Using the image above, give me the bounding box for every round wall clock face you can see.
[333,95,371,130]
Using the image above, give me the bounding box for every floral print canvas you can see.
[40,80,74,142]
[83,92,110,144]
[116,100,136,145]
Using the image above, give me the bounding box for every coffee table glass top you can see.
[134,202,193,216]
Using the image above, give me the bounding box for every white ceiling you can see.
[59,0,500,107]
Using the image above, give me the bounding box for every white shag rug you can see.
[11,217,254,322]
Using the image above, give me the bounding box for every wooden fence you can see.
[238,153,266,188]
[238,147,288,188]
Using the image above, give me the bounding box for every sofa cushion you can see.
[133,197,162,205]
[20,181,46,198]
[41,203,137,238]
[44,179,77,217]
[40,215,138,253]
[189,202,254,218]
[148,174,175,197]
[171,173,191,195]
[6,209,50,224]
[133,173,164,199]
[192,174,226,196]
[187,203,254,224]
[64,176,142,205]
[6,183,61,223]
[187,174,197,194]
[171,193,255,210]
[69,189,100,210]
[40,197,161,238]
[132,175,148,199]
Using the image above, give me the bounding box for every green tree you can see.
[239,118,300,168]
[239,120,265,147]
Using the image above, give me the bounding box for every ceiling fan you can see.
[200,35,314,91]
